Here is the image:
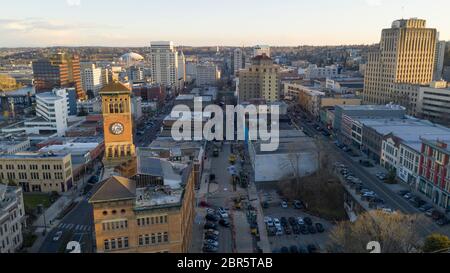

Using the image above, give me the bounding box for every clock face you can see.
[110,122,124,135]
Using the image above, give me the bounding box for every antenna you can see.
[401,5,405,19]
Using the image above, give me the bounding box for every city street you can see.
[288,105,450,239]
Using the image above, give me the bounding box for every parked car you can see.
[273,218,281,228]
[206,214,219,222]
[307,244,318,253]
[304,217,313,226]
[280,217,288,227]
[205,234,219,241]
[206,208,215,215]
[218,210,229,219]
[275,227,283,236]
[264,216,272,224]
[397,190,410,196]
[280,247,289,253]
[297,217,305,225]
[281,201,288,208]
[293,200,304,209]
[288,217,297,226]
[204,239,219,247]
[300,225,309,235]
[298,245,308,253]
[200,201,211,208]
[432,210,444,221]
[425,209,435,217]
[289,245,299,253]
[284,225,292,235]
[205,230,219,236]
[315,223,325,233]
[419,204,433,212]
[262,202,269,209]
[292,225,300,234]
[219,219,230,227]
[403,193,413,199]
[204,222,218,230]
[436,217,449,226]
[203,245,218,253]
[308,225,317,234]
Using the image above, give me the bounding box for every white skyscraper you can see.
[233,48,244,76]
[81,63,104,97]
[150,41,179,88]
[34,89,69,136]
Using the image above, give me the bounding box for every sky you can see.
[0,0,449,47]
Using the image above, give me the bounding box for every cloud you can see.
[66,0,81,7]
[0,18,110,32]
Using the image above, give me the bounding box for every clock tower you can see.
[100,82,136,167]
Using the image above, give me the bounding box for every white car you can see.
[218,211,229,219]
[297,217,305,225]
[264,216,272,224]
[206,208,215,215]
[273,218,281,228]
[275,227,283,236]
[281,201,288,208]
[53,231,63,241]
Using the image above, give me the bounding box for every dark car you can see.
[304,217,313,226]
[300,225,309,235]
[292,224,300,234]
[436,217,449,226]
[289,217,298,225]
[219,219,230,227]
[308,225,317,234]
[289,245,299,253]
[206,214,219,222]
[293,200,304,209]
[204,222,218,230]
[315,223,325,233]
[298,245,308,253]
[203,245,218,253]
[284,225,292,235]
[397,190,410,196]
[280,247,289,253]
[204,234,219,241]
[262,202,269,209]
[307,244,318,253]
[280,217,288,227]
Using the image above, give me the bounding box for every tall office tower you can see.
[434,40,446,80]
[32,53,86,100]
[363,18,437,106]
[233,48,245,76]
[81,63,104,98]
[238,54,280,103]
[177,50,186,81]
[149,41,179,88]
[253,45,271,58]
[35,89,69,136]
[195,62,220,86]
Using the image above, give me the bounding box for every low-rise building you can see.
[0,152,73,193]
[0,184,25,253]
[0,139,31,155]
[248,130,319,183]
[418,138,450,211]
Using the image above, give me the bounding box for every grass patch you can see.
[279,171,348,222]
[23,194,53,211]
[22,232,38,248]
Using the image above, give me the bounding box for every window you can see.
[110,239,116,249]
[104,240,110,250]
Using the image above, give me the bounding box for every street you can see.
[288,105,450,239]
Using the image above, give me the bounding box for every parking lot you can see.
[260,191,334,253]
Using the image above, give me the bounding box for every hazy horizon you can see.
[1,0,449,47]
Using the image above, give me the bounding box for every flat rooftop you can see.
[337,104,406,111]
[359,117,450,151]
[0,151,69,160]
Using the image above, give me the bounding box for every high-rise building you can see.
[150,41,179,88]
[233,48,245,76]
[127,66,145,83]
[195,62,220,86]
[363,18,437,105]
[238,54,280,102]
[34,88,69,136]
[434,40,446,80]
[81,63,104,98]
[32,53,85,100]
[177,50,186,82]
[253,45,271,58]
[100,82,136,167]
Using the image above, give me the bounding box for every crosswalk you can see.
[57,223,92,232]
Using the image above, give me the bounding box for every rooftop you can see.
[99,82,131,94]
[359,117,450,151]
[0,151,69,160]
[337,104,406,111]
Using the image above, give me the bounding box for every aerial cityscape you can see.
[1,0,450,261]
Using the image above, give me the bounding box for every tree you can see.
[423,234,450,253]
[328,211,423,253]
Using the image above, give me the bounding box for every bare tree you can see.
[328,211,423,253]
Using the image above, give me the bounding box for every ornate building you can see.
[100,82,136,168]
